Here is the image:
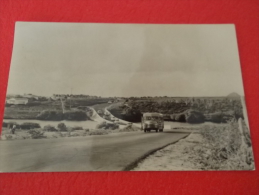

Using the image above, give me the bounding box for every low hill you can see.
[227,92,240,98]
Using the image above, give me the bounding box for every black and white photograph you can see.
[0,22,255,172]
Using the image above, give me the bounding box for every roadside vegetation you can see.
[1,120,140,140]
[96,121,119,130]
[186,119,254,170]
[36,110,88,121]
[133,119,254,171]
[108,96,243,124]
[4,94,243,125]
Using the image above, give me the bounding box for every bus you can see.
[141,113,164,133]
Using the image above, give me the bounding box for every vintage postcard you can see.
[0,22,254,172]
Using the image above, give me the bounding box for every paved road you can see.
[0,131,188,172]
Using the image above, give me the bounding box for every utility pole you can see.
[60,98,65,114]
[70,87,73,110]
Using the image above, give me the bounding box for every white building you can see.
[6,98,29,105]
[23,94,39,100]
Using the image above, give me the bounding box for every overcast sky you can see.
[7,22,244,97]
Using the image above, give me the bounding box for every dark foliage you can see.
[36,110,63,121]
[36,110,88,121]
[43,125,57,132]
[20,122,41,129]
[28,129,46,139]
[174,113,186,122]
[185,110,205,124]
[205,112,223,123]
[63,110,88,121]
[71,126,84,130]
[57,123,67,131]
[96,121,119,130]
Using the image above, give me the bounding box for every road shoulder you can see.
[132,133,203,171]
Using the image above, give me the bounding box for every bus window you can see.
[145,116,151,120]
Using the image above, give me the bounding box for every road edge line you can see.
[122,133,191,171]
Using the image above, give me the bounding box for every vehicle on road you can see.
[141,113,164,132]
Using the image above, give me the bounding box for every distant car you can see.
[141,113,164,133]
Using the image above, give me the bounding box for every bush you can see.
[2,122,19,128]
[63,110,88,121]
[163,114,171,121]
[43,125,57,132]
[88,130,109,136]
[174,113,186,122]
[119,124,140,132]
[57,123,67,131]
[28,129,46,139]
[185,110,205,124]
[206,112,223,123]
[96,121,119,130]
[36,110,63,121]
[2,122,8,127]
[71,126,84,130]
[108,106,142,122]
[20,122,41,130]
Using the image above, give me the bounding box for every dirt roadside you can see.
[132,133,203,171]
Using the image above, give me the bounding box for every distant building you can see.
[23,94,39,100]
[6,98,29,105]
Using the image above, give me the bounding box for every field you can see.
[4,101,63,119]
[3,98,112,120]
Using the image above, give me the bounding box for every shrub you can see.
[20,122,41,130]
[119,124,140,132]
[5,135,13,140]
[206,112,223,123]
[88,130,109,136]
[163,114,171,121]
[108,106,142,122]
[96,121,119,130]
[71,126,84,130]
[57,123,67,131]
[174,113,186,122]
[2,122,19,128]
[63,110,88,121]
[28,129,46,139]
[43,125,57,132]
[185,110,205,124]
[36,110,63,121]
[2,122,8,127]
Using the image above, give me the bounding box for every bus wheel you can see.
[156,129,158,132]
[144,129,147,133]
[159,129,163,132]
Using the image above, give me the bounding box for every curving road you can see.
[0,130,188,172]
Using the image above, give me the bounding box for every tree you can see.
[57,123,67,132]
